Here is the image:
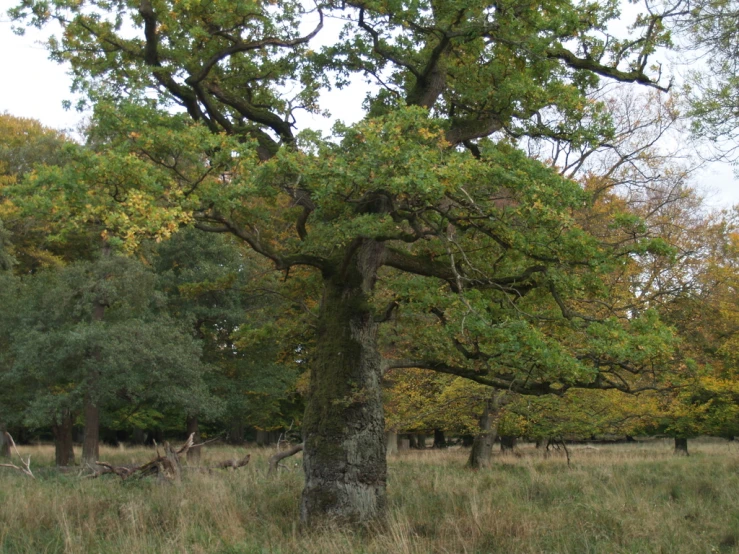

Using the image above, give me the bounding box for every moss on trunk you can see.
[300,242,387,524]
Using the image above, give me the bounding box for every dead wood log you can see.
[0,433,34,478]
[268,443,304,475]
[92,433,195,480]
[92,434,251,479]
[212,454,251,470]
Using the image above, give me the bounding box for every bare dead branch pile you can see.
[92,433,251,480]
[213,454,251,470]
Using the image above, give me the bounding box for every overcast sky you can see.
[1,4,737,209]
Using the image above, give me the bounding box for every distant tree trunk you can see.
[461,434,475,447]
[186,415,201,464]
[131,428,146,445]
[433,429,446,449]
[256,429,270,446]
[415,434,426,449]
[0,423,9,458]
[82,395,100,465]
[143,428,164,446]
[500,435,516,452]
[83,243,108,466]
[674,437,689,456]
[535,438,547,449]
[53,409,75,466]
[228,420,244,444]
[467,399,497,469]
[408,434,418,449]
[385,431,398,456]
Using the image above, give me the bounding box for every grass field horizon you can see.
[1,438,738,553]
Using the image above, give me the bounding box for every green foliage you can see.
[146,228,301,430]
[676,0,739,157]
[0,219,15,271]
[0,252,218,430]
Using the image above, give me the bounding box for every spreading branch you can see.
[268,443,304,475]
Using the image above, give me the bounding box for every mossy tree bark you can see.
[674,437,689,456]
[300,241,387,525]
[53,408,75,467]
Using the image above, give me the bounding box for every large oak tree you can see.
[9,0,682,523]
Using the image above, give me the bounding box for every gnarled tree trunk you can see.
[300,241,387,525]
[468,399,497,469]
[53,409,75,466]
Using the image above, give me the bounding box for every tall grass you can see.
[1,439,738,553]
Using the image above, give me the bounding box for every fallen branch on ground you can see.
[212,454,251,470]
[268,443,304,475]
[92,433,251,479]
[0,433,34,478]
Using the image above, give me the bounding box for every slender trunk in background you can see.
[500,435,516,452]
[186,415,201,464]
[53,409,75,466]
[82,392,100,465]
[228,419,244,444]
[0,423,9,458]
[131,428,146,445]
[300,241,387,525]
[433,429,446,449]
[82,243,109,466]
[386,431,398,456]
[256,429,270,446]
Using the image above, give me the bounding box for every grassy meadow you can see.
[0,439,738,553]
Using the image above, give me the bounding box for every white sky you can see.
[1,2,737,209]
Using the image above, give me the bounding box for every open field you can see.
[1,439,738,554]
